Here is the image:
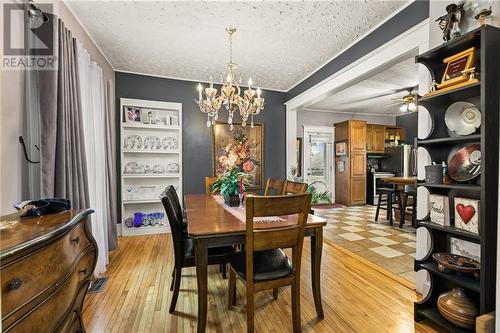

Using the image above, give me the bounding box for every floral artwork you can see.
[212,123,263,189]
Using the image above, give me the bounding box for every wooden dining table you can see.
[185,194,327,333]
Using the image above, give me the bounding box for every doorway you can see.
[302,126,335,201]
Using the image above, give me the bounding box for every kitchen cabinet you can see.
[334,120,367,206]
[366,124,386,153]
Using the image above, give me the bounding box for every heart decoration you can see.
[456,204,476,224]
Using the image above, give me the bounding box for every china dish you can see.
[445,102,481,136]
[162,137,178,150]
[417,105,434,140]
[433,253,480,279]
[144,136,161,149]
[447,143,481,182]
[123,135,142,149]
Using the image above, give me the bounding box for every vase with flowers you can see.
[211,168,250,207]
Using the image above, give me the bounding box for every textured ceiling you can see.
[306,56,419,115]
[65,0,408,91]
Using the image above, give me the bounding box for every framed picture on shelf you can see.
[212,122,264,189]
[429,194,450,226]
[450,237,480,263]
[124,106,141,123]
[335,142,347,156]
[437,47,476,90]
[454,197,479,235]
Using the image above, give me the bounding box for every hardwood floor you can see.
[83,235,438,332]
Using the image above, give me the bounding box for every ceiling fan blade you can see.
[383,102,404,108]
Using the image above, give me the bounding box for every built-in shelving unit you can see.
[414,26,500,333]
[120,98,182,236]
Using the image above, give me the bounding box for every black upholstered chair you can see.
[161,187,234,313]
[401,189,417,228]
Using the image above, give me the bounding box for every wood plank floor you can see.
[83,235,438,332]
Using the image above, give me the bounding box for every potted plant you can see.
[211,168,250,207]
[288,166,332,208]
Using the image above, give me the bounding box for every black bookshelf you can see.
[414,25,500,332]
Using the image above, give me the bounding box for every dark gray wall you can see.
[396,112,418,145]
[115,72,287,196]
[286,0,429,101]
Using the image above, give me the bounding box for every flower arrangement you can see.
[211,168,250,206]
[215,127,260,178]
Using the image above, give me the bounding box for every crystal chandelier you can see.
[196,27,264,131]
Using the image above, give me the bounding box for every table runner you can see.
[213,195,286,223]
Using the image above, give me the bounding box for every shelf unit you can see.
[414,26,500,332]
[120,98,182,236]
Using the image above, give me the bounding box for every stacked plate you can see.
[445,102,481,137]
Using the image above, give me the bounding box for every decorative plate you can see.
[417,147,432,181]
[162,137,177,150]
[416,186,431,220]
[417,105,434,140]
[124,161,138,174]
[124,135,142,149]
[144,136,161,149]
[445,102,481,137]
[447,144,481,182]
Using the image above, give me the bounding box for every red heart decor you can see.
[456,204,476,224]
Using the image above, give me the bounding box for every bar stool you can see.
[375,188,398,226]
[400,189,417,228]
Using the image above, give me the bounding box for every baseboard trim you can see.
[322,238,416,291]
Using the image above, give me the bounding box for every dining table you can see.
[382,176,416,226]
[184,194,327,333]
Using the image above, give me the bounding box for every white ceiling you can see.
[65,0,408,91]
[306,56,419,115]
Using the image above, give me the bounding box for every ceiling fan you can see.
[384,86,420,112]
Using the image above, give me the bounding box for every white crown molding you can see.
[115,69,287,93]
[301,108,397,118]
[62,0,116,71]
[285,18,430,111]
[286,0,417,92]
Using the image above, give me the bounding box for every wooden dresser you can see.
[1,209,96,333]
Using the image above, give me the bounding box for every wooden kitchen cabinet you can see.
[366,124,386,153]
[334,120,367,206]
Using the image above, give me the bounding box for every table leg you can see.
[195,238,208,333]
[310,227,324,319]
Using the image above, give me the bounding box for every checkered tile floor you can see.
[314,205,416,283]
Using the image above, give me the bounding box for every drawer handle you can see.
[71,236,80,244]
[8,278,22,290]
[79,268,87,275]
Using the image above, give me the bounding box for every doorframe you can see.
[302,125,335,201]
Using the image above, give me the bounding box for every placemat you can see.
[213,195,286,224]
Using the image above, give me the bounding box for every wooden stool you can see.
[375,188,398,226]
[401,190,417,228]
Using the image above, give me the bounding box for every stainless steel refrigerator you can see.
[380,145,416,177]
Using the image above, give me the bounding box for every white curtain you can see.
[76,40,109,276]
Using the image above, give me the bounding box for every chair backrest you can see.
[205,176,219,194]
[245,194,312,282]
[282,180,308,195]
[161,190,185,267]
[264,178,285,196]
[165,185,184,220]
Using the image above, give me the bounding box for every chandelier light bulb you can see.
[248,78,253,89]
[257,88,261,98]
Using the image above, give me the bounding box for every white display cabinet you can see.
[120,98,182,236]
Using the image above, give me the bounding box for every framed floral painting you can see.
[212,123,264,189]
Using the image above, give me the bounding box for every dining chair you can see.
[282,180,308,195]
[161,188,233,313]
[264,178,285,196]
[227,193,312,333]
[205,176,219,194]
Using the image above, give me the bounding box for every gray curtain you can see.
[39,19,89,211]
[104,79,117,250]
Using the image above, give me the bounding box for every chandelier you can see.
[196,27,264,131]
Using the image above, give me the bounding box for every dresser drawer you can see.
[4,249,95,333]
[1,221,91,320]
[55,282,89,333]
